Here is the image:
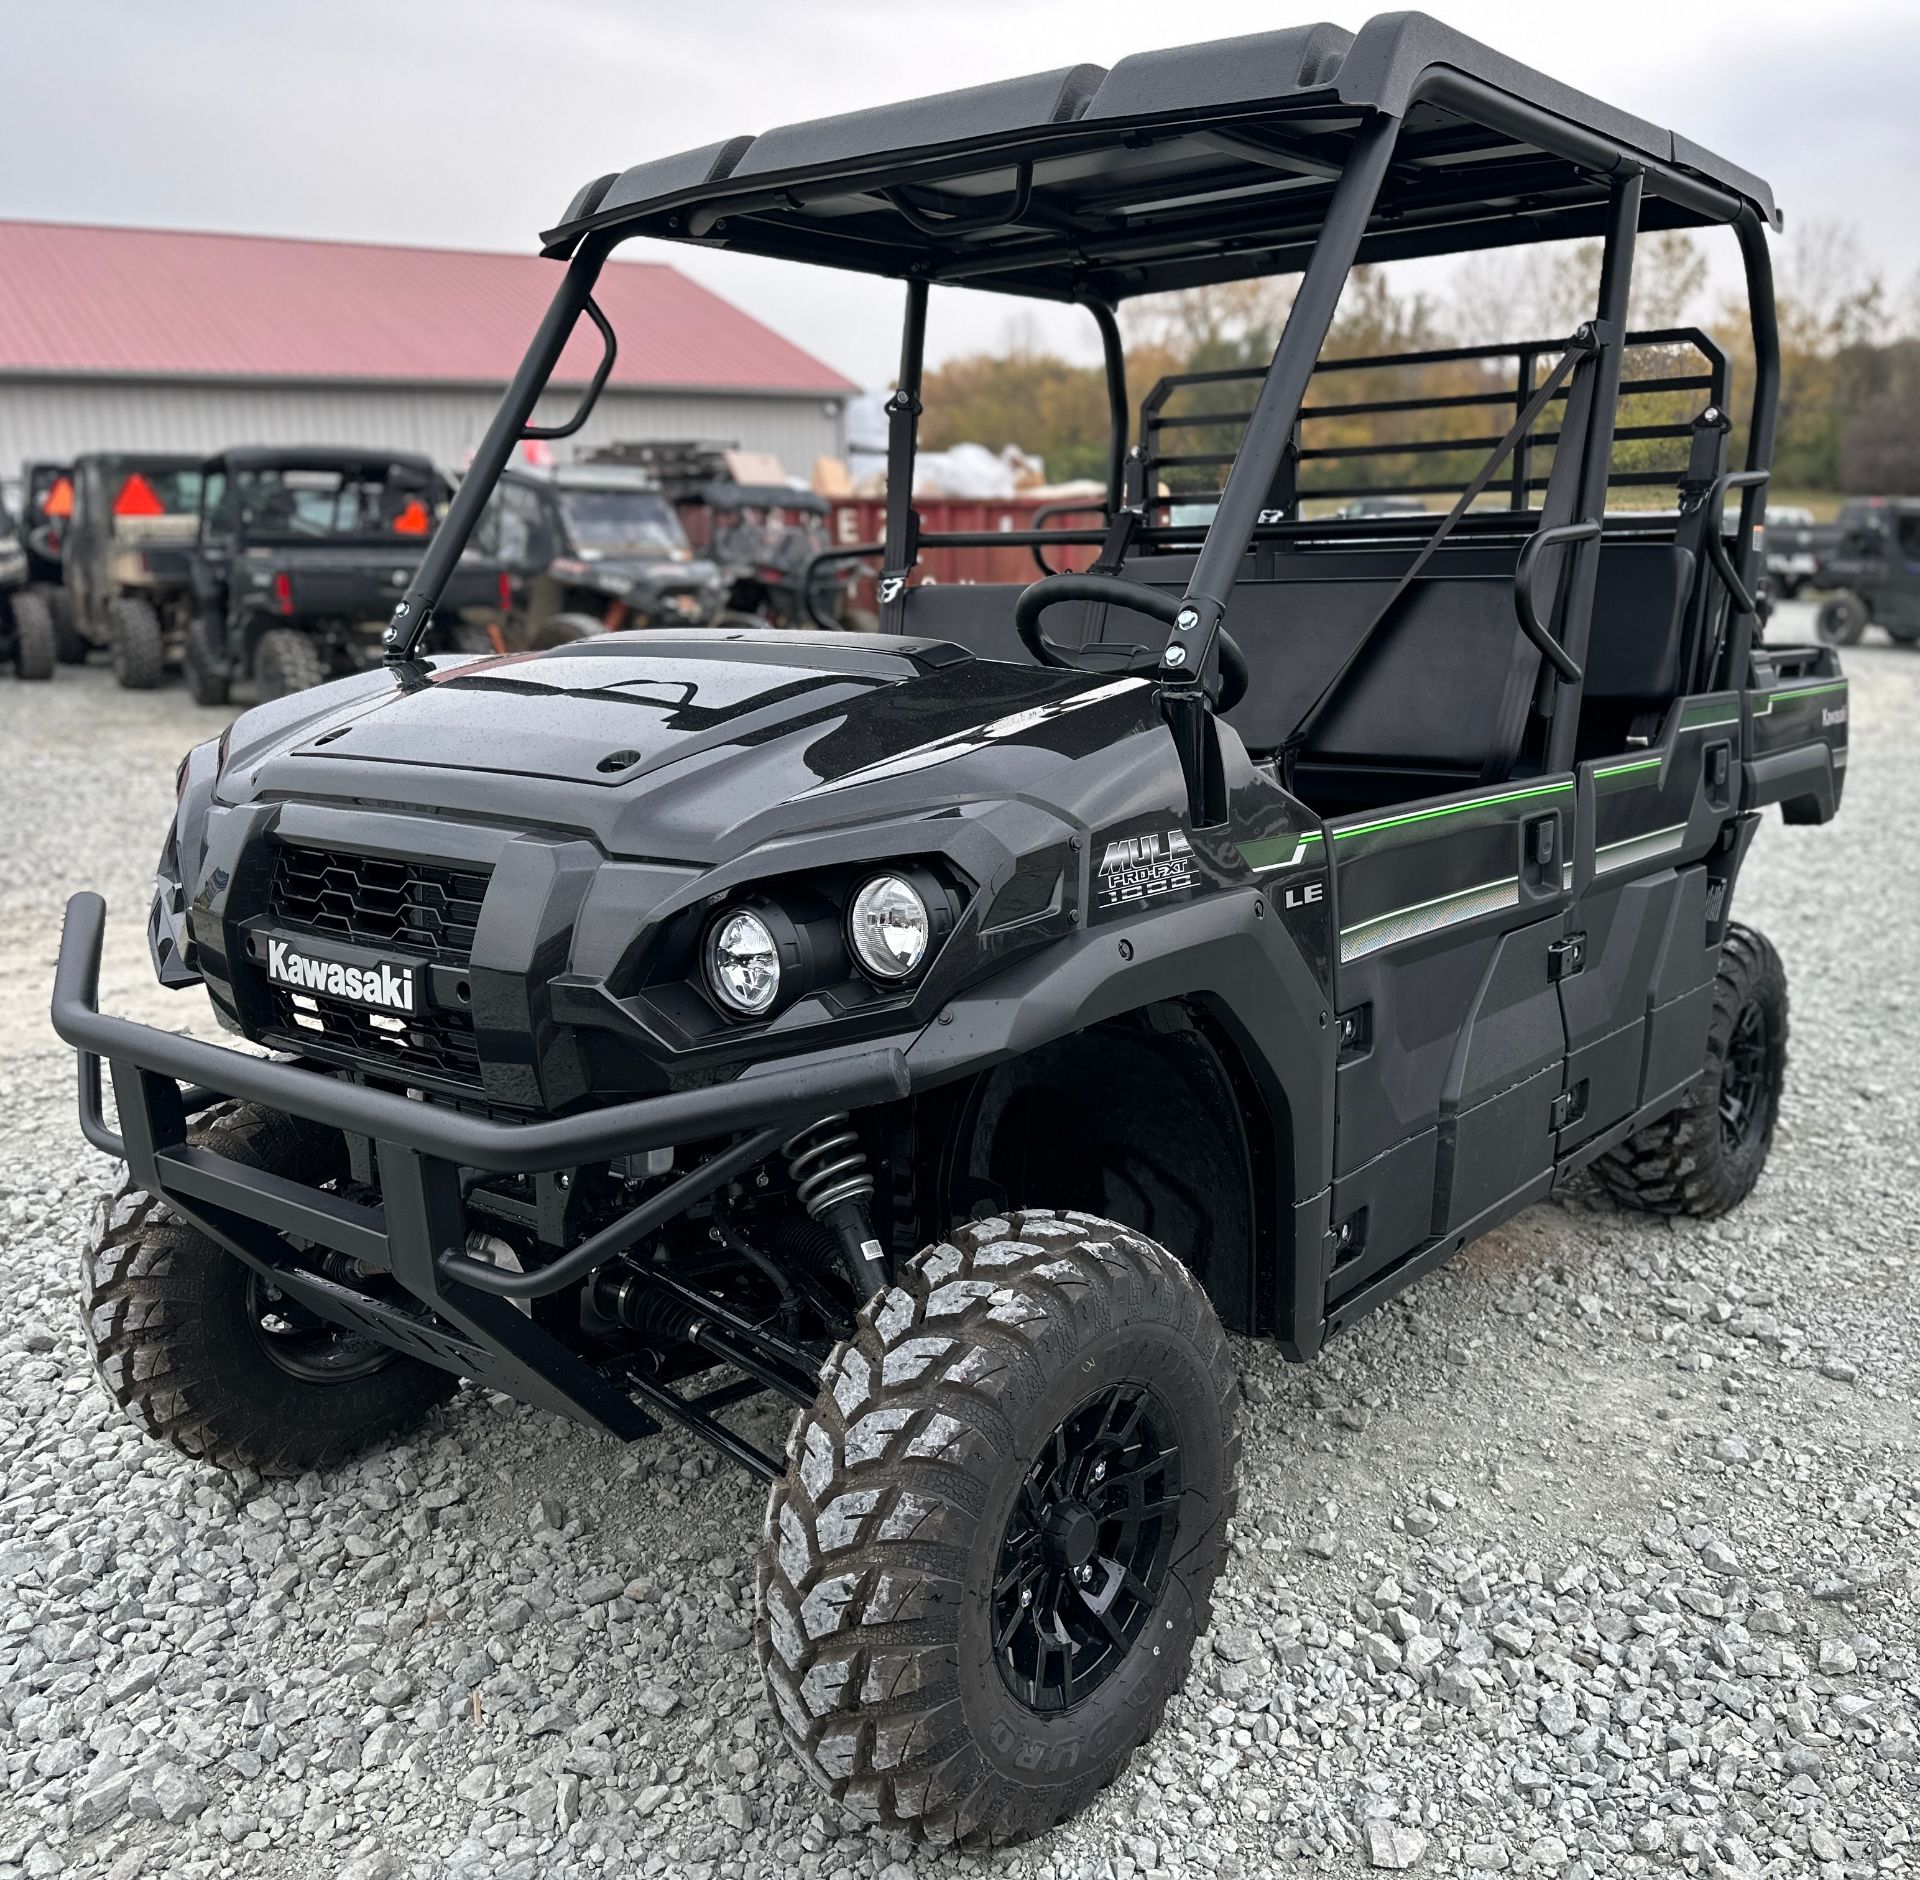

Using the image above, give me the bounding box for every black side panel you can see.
[1434,916,1565,1233]
[1335,934,1504,1177]
[1556,872,1678,1149]
[1634,865,1717,1107]
[1746,653,1848,824]
[1327,1127,1436,1305]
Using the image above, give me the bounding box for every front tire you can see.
[183,617,230,706]
[50,588,88,664]
[82,1104,458,1475]
[253,626,329,698]
[1594,924,1787,1218]
[759,1210,1238,1846]
[1816,593,1868,646]
[107,595,165,688]
[10,588,57,679]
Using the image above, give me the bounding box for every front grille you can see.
[264,842,491,1090]
[269,845,487,961]
[273,990,483,1086]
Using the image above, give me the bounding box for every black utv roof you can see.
[209,446,440,479]
[542,13,1777,303]
[74,451,203,472]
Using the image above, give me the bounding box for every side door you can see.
[1322,775,1574,1323]
[1557,691,1745,1162]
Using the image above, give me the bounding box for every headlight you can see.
[705,908,781,1015]
[848,874,930,980]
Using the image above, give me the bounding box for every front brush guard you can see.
[52,892,911,1461]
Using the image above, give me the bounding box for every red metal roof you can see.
[0,220,856,395]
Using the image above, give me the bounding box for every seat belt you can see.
[1277,336,1594,791]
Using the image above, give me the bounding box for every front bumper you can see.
[54,891,909,1440]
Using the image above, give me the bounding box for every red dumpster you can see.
[828,494,1102,612]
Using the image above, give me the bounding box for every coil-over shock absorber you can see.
[783,1114,890,1300]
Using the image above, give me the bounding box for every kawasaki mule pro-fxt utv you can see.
[54,15,1844,1846]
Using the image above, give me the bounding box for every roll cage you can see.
[387,11,1779,826]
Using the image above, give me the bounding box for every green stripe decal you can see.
[1594,755,1662,789]
[1772,680,1848,702]
[1331,780,1573,844]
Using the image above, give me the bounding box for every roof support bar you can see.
[1717,207,1780,691]
[1088,301,1129,515]
[1543,167,1642,773]
[1169,112,1403,683]
[878,279,929,630]
[385,233,612,663]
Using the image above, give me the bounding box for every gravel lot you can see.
[2,622,1916,1880]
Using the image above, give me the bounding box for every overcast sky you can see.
[5,0,1916,389]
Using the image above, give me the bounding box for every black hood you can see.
[218,629,1158,864]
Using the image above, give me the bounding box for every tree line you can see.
[918,225,1918,503]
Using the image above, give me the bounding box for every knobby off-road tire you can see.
[50,588,88,664]
[759,1210,1239,1846]
[1594,923,1787,1218]
[1816,593,1867,646]
[82,1103,457,1475]
[107,596,165,689]
[182,617,230,707]
[253,627,329,699]
[10,588,56,679]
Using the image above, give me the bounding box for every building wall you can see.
[0,377,848,482]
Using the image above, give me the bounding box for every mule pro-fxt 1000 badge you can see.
[1097,826,1198,909]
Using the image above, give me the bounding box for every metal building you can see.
[0,221,855,480]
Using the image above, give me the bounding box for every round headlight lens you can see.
[849,874,930,981]
[705,908,781,1015]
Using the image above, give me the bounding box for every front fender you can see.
[901,884,1335,1211]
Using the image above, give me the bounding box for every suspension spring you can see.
[782,1114,874,1220]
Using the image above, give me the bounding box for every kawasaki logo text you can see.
[266,939,415,1013]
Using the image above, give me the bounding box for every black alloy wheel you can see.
[1717,997,1773,1158]
[991,1382,1181,1714]
[760,1209,1238,1845]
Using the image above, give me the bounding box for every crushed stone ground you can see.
[2,617,1914,1879]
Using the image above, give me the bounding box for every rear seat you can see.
[897,538,1697,804]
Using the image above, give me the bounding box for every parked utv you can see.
[183,447,506,705]
[481,461,725,646]
[56,15,1841,1849]
[0,489,50,678]
[10,461,86,670]
[1762,502,1825,599]
[62,452,206,688]
[1809,497,1920,647]
[588,440,852,628]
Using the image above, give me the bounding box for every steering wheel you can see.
[1014,572,1248,713]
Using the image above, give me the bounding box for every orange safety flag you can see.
[43,475,74,519]
[114,473,167,518]
[392,497,430,536]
